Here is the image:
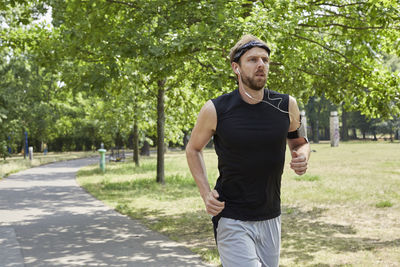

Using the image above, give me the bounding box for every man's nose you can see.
[256,58,265,68]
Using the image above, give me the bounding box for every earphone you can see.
[244,88,301,124]
[235,66,300,124]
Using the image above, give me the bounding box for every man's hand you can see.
[290,150,308,175]
[204,189,225,216]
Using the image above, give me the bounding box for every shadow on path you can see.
[0,158,211,266]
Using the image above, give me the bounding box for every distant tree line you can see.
[304,95,400,143]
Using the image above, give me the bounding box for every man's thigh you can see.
[256,216,281,267]
[217,217,261,267]
[216,217,280,267]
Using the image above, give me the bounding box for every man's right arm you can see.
[186,100,225,216]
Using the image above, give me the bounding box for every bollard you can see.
[29,146,33,160]
[98,148,107,172]
[330,111,340,147]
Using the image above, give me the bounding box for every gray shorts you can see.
[216,216,281,267]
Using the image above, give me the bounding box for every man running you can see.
[186,34,310,267]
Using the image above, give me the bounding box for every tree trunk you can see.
[182,131,188,150]
[324,126,330,140]
[341,109,349,141]
[133,118,139,166]
[140,141,150,156]
[352,128,357,139]
[312,120,319,143]
[156,79,166,184]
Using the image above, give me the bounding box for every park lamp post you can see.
[98,148,107,172]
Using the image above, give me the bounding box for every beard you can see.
[240,72,267,91]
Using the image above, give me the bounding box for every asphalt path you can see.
[0,157,212,267]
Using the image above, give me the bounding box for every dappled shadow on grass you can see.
[79,162,400,266]
[78,167,104,176]
[85,174,400,266]
[113,204,219,265]
[280,206,400,266]
[98,173,198,201]
[111,202,399,266]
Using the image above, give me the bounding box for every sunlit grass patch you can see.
[376,201,393,208]
[294,174,321,182]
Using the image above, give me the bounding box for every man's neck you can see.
[238,84,264,104]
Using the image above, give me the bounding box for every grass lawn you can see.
[76,142,400,266]
[0,151,97,179]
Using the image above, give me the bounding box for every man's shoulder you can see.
[211,89,239,115]
[212,89,238,103]
[267,89,288,98]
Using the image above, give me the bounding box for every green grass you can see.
[294,174,321,181]
[0,151,97,179]
[376,201,394,208]
[76,142,400,266]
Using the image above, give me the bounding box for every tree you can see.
[244,0,400,118]
[36,0,242,183]
[2,0,399,181]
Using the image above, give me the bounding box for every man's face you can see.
[238,47,270,91]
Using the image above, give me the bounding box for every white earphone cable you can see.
[243,88,301,125]
[236,68,301,125]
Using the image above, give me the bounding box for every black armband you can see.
[287,130,300,139]
[287,116,309,143]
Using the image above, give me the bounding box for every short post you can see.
[98,148,107,172]
[28,146,33,160]
[330,111,340,147]
[43,143,48,155]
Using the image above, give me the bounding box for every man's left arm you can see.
[288,138,310,175]
[287,96,310,176]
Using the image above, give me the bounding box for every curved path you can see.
[0,158,212,267]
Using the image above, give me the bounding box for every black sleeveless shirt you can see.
[211,88,290,221]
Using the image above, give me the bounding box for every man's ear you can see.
[231,62,239,75]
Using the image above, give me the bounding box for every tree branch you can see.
[298,8,359,21]
[296,67,330,78]
[289,33,365,73]
[270,61,336,78]
[302,14,357,20]
[298,23,385,30]
[194,57,217,73]
[310,1,368,8]
[105,0,138,8]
